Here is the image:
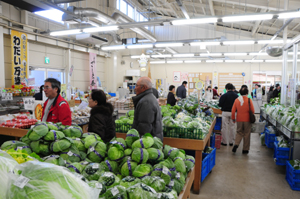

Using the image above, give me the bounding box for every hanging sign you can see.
[138,53,148,67]
[11,30,28,85]
[173,71,181,82]
[89,53,97,89]
[1,93,13,101]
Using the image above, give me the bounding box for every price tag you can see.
[111,187,119,196]
[14,175,30,189]
[23,98,35,110]
[2,93,13,101]
[67,151,73,156]
[92,163,99,169]
[162,167,168,175]
[75,138,81,141]
[83,161,88,165]
[95,183,103,189]
[17,147,23,151]
[157,193,162,199]
[105,172,113,177]
[168,180,174,187]
[176,173,180,179]
[90,147,95,151]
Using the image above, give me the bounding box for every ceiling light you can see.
[288,52,300,55]
[185,60,202,63]
[127,44,153,49]
[131,55,150,59]
[245,60,264,62]
[206,60,223,63]
[225,60,243,63]
[50,29,81,36]
[223,41,255,45]
[140,67,147,71]
[173,54,194,57]
[190,42,220,46]
[151,54,172,58]
[257,40,284,44]
[167,60,183,63]
[155,43,183,47]
[222,14,273,22]
[249,52,268,56]
[172,17,218,25]
[150,61,165,64]
[83,26,119,33]
[224,53,247,56]
[101,45,126,51]
[278,12,300,19]
[265,60,283,62]
[200,53,222,56]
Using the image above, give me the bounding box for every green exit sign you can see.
[45,57,50,64]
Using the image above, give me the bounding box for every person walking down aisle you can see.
[176,81,187,99]
[42,78,72,125]
[238,85,252,99]
[231,88,255,154]
[167,85,177,106]
[213,86,219,99]
[132,77,163,141]
[88,89,116,143]
[273,84,281,98]
[267,86,274,103]
[218,83,238,146]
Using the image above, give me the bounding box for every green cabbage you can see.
[151,165,172,185]
[87,141,107,162]
[163,145,179,160]
[46,122,59,130]
[1,140,32,154]
[71,138,86,152]
[141,176,166,192]
[43,155,66,166]
[120,160,138,177]
[147,148,164,163]
[131,148,149,164]
[184,155,195,172]
[83,163,106,181]
[125,129,140,148]
[30,140,50,156]
[67,162,86,174]
[60,145,81,163]
[108,137,127,150]
[133,164,152,178]
[63,126,83,138]
[50,137,73,153]
[98,172,120,188]
[99,159,119,174]
[152,137,163,149]
[131,133,154,149]
[83,134,102,149]
[44,130,65,141]
[125,148,132,156]
[120,176,140,188]
[87,181,106,198]
[20,134,31,146]
[159,158,176,178]
[103,185,127,199]
[173,157,186,173]
[127,183,157,199]
[108,145,125,162]
[28,123,49,141]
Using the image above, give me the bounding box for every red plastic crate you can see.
[215,134,222,149]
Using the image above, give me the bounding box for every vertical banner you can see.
[11,30,28,86]
[89,52,97,89]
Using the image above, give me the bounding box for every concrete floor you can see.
[191,133,300,199]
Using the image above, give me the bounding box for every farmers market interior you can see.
[1,0,300,198]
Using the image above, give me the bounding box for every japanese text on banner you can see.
[11,30,28,85]
[89,53,97,89]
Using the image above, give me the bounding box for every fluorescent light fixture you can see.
[223,41,255,45]
[190,42,220,46]
[131,55,150,59]
[249,52,268,56]
[278,12,300,19]
[257,40,284,44]
[245,60,264,63]
[173,54,194,57]
[265,60,282,62]
[200,53,222,56]
[150,61,165,64]
[101,45,126,51]
[138,39,151,43]
[50,29,81,36]
[155,43,183,47]
[167,60,183,64]
[288,52,300,55]
[127,44,153,49]
[172,17,218,25]
[35,9,64,23]
[225,60,243,63]
[184,60,202,63]
[224,53,247,56]
[222,14,273,22]
[206,60,223,63]
[151,54,172,58]
[83,26,119,33]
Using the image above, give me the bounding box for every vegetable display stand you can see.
[215,133,222,149]
[0,126,27,140]
[116,117,216,194]
[178,167,195,199]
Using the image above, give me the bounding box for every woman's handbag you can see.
[249,98,256,123]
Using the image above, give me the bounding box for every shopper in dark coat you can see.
[176,81,187,99]
[273,84,281,98]
[152,87,159,98]
[267,86,274,103]
[88,89,115,143]
[167,85,177,106]
[132,77,163,141]
[34,85,44,100]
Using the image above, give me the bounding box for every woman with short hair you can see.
[167,85,177,106]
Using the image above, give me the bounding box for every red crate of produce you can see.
[215,133,222,149]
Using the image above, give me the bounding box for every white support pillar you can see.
[65,49,72,100]
[281,50,288,105]
[0,2,5,88]
[291,44,298,106]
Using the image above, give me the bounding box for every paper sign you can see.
[173,71,181,82]
[1,93,13,101]
[23,98,35,110]
[78,101,88,110]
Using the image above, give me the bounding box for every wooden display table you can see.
[0,127,27,140]
[117,117,216,194]
[178,167,195,199]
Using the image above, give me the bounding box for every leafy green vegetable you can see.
[131,134,154,149]
[152,137,163,149]
[83,163,105,181]
[67,162,86,174]
[1,140,32,155]
[173,157,186,173]
[147,148,164,163]
[60,145,81,163]
[103,185,127,199]
[28,123,49,141]
[125,129,140,148]
[108,145,125,162]
[151,165,172,185]
[87,181,106,197]
[164,145,179,160]
[99,159,119,174]
[125,148,132,156]
[63,126,83,138]
[131,148,149,164]
[141,176,166,192]
[83,134,102,149]
[127,183,157,199]
[120,160,138,177]
[98,172,120,188]
[133,164,152,178]
[43,155,66,166]
[44,130,65,141]
[184,155,195,172]
[30,140,50,156]
[87,141,107,162]
[71,138,86,152]
[50,137,73,152]
[120,176,140,188]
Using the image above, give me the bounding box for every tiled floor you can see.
[190,133,300,199]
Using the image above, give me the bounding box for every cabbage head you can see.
[108,137,127,150]
[133,164,152,178]
[71,138,86,152]
[87,141,107,162]
[99,159,119,174]
[83,134,102,149]
[173,179,184,194]
[1,140,32,154]
[147,148,164,163]
[43,155,66,166]
[60,145,81,163]
[163,145,179,160]
[131,148,149,164]
[151,165,171,185]
[120,160,138,177]
[28,123,49,141]
[152,137,163,149]
[141,176,166,192]
[131,133,154,149]
[173,157,186,173]
[46,122,59,131]
[125,148,132,156]
[120,176,140,188]
[63,126,83,138]
[127,183,157,199]
[98,172,120,188]
[125,129,140,148]
[87,181,106,198]
[184,155,195,172]
[30,140,50,156]
[108,144,125,162]
[103,185,127,199]
[83,163,106,181]
[67,162,86,174]
[44,130,65,141]
[50,137,73,152]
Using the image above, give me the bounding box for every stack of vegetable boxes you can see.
[201,148,216,182]
[274,142,290,166]
[214,117,222,149]
[264,128,276,148]
[286,161,300,191]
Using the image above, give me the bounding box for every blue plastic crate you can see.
[108,93,116,97]
[208,148,216,171]
[276,156,289,166]
[286,178,300,191]
[214,117,222,131]
[266,133,276,148]
[201,155,210,182]
[286,161,300,184]
[274,142,290,157]
[210,134,215,148]
[264,132,268,146]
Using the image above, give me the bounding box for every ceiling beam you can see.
[208,0,215,16]
[251,9,267,36]
[212,0,285,11]
[199,0,206,15]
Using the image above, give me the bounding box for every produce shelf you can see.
[178,167,195,199]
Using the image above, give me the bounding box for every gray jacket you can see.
[176,85,187,99]
[132,89,163,141]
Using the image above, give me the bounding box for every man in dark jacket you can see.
[176,81,187,99]
[152,87,159,98]
[34,85,44,100]
[273,84,281,98]
[132,77,163,141]
[218,83,238,146]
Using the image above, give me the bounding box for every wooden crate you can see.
[211,108,222,114]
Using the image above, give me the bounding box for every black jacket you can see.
[88,104,116,143]
[176,85,187,99]
[273,89,281,98]
[132,89,163,141]
[34,93,43,100]
[152,88,159,98]
[218,91,238,112]
[167,92,177,106]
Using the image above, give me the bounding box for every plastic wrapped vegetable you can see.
[50,137,73,153]
[120,176,140,188]
[83,134,102,149]
[147,148,164,163]
[120,160,138,177]
[1,140,32,154]
[103,185,127,199]
[43,155,66,166]
[159,158,176,178]
[87,181,107,198]
[87,141,107,162]
[127,183,157,199]
[44,130,65,141]
[63,126,83,138]
[133,164,153,178]
[151,165,172,185]
[60,145,81,163]
[131,133,154,149]
[99,159,119,174]
[6,161,100,199]
[30,140,50,156]
[184,155,195,172]
[141,176,166,192]
[83,163,106,181]
[131,148,149,164]
[125,129,140,148]
[27,123,49,141]
[173,179,184,194]
[98,172,120,188]
[67,162,86,174]
[163,145,179,160]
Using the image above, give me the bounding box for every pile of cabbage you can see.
[0,126,195,199]
[115,110,134,132]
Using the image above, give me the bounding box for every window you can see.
[128,5,134,19]
[120,0,127,14]
[29,68,65,87]
[116,0,148,22]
